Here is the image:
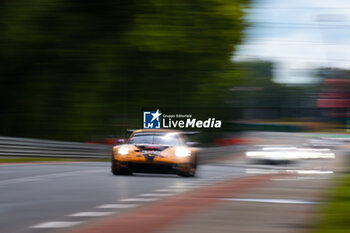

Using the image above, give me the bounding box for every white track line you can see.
[97,204,140,209]
[286,170,334,174]
[245,169,280,174]
[138,193,174,197]
[221,198,320,204]
[68,212,115,217]
[155,188,187,192]
[31,221,83,228]
[272,177,329,181]
[118,198,159,202]
[168,184,205,188]
[0,169,103,186]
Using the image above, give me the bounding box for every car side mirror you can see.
[186,142,199,147]
[117,139,126,144]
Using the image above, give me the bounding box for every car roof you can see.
[132,129,182,134]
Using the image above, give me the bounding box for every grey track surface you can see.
[0,131,342,233]
[0,162,246,233]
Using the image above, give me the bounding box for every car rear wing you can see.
[126,129,137,133]
[126,129,199,135]
[181,131,199,136]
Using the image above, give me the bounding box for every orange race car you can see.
[111,129,198,177]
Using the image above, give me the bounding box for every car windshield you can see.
[128,133,182,146]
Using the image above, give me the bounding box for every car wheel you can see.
[178,161,197,177]
[111,167,132,176]
[111,158,132,175]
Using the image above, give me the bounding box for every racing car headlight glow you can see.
[175,147,191,157]
[118,146,129,155]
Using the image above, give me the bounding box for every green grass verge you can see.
[312,174,350,233]
[0,157,109,163]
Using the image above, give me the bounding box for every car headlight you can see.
[175,147,191,157]
[118,146,129,155]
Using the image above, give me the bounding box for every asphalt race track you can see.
[0,134,340,233]
[0,162,249,233]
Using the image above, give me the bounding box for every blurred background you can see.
[0,0,349,143]
[1,1,350,233]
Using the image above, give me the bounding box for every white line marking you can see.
[31,221,83,228]
[0,169,103,186]
[119,198,159,202]
[271,178,303,181]
[97,204,140,209]
[138,193,174,197]
[272,177,329,181]
[68,212,115,217]
[155,189,186,192]
[245,169,280,174]
[286,170,334,174]
[221,198,320,204]
[168,184,205,188]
